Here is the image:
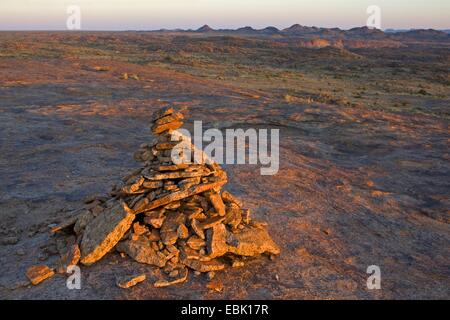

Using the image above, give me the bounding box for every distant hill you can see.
[346,26,386,39]
[385,29,409,33]
[260,26,280,34]
[402,29,448,39]
[158,24,449,42]
[386,28,450,34]
[196,25,214,33]
[282,24,320,34]
[235,26,257,34]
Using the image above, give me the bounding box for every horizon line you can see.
[1,24,449,32]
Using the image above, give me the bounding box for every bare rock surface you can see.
[0,33,448,299]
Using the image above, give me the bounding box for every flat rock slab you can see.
[152,121,184,134]
[116,274,146,289]
[26,265,55,285]
[145,169,211,181]
[134,180,226,214]
[80,202,135,265]
[227,225,280,257]
[183,258,225,273]
[155,112,184,126]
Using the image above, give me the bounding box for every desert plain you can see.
[0,26,449,299]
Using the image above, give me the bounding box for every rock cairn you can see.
[29,107,279,288]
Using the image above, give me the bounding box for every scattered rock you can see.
[206,280,224,292]
[1,236,19,245]
[154,267,188,287]
[26,265,55,285]
[116,274,146,289]
[183,258,225,273]
[93,66,110,72]
[231,260,245,268]
[227,225,280,256]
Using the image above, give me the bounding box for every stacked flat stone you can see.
[42,107,279,288]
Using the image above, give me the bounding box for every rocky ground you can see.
[0,32,449,299]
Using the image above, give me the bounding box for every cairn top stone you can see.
[150,107,175,122]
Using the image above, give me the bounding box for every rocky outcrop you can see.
[37,107,279,288]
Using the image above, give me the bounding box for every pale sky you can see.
[0,0,448,30]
